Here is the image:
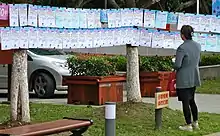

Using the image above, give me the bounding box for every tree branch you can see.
[108,0,120,8]
[174,0,196,12]
[201,0,210,14]
[125,0,136,7]
[137,0,161,8]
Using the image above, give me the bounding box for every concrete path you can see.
[141,94,220,114]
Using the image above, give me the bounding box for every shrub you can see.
[200,54,220,66]
[67,55,116,76]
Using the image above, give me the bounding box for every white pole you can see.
[197,0,200,14]
[105,102,116,136]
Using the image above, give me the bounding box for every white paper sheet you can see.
[18,4,28,26]
[101,29,109,47]
[28,27,38,48]
[132,8,143,27]
[120,27,129,45]
[139,28,153,47]
[144,10,156,28]
[28,5,38,27]
[107,9,116,28]
[174,32,183,49]
[94,9,101,28]
[37,28,47,48]
[78,9,88,28]
[126,27,134,44]
[64,8,74,28]
[55,7,65,28]
[85,29,94,48]
[10,27,20,49]
[113,28,122,45]
[19,27,29,49]
[9,4,19,27]
[155,11,168,29]
[210,15,218,33]
[213,16,220,33]
[121,8,133,27]
[38,6,47,27]
[163,32,175,49]
[61,29,72,49]
[54,29,63,49]
[77,29,86,48]
[151,31,164,48]
[189,14,200,32]
[177,13,190,30]
[115,9,121,28]
[70,29,79,48]
[197,33,207,51]
[72,9,80,28]
[87,9,96,28]
[131,28,140,46]
[46,7,56,27]
[93,29,102,47]
[199,15,211,32]
[0,27,12,50]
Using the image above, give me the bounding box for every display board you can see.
[0,4,220,52]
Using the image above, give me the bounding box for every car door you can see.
[0,54,33,89]
[0,64,8,89]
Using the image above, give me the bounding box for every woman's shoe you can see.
[179,124,193,132]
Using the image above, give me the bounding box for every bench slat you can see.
[0,119,92,136]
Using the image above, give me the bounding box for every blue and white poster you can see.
[155,11,168,29]
[212,0,220,15]
[167,12,178,24]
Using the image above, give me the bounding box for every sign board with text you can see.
[155,91,169,109]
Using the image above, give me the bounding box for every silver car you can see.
[0,48,71,98]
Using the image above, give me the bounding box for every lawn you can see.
[197,78,220,94]
[0,102,220,136]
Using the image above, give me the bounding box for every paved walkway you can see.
[141,94,220,114]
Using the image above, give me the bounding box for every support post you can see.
[105,102,116,136]
[197,0,199,14]
[155,87,162,130]
[7,64,12,101]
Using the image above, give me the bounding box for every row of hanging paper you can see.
[1,26,220,52]
[0,3,219,33]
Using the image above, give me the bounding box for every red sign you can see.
[0,4,9,20]
[155,91,169,109]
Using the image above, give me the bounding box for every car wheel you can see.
[33,72,55,98]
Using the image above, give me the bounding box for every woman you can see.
[173,25,201,132]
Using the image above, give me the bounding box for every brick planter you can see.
[63,75,126,105]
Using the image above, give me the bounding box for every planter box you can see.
[140,71,176,97]
[63,75,126,105]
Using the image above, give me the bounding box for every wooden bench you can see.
[0,117,93,136]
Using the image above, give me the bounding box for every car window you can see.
[29,48,65,55]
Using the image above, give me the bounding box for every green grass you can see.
[0,102,220,136]
[197,78,220,94]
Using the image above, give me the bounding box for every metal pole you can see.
[105,102,116,136]
[7,64,12,102]
[104,0,107,9]
[155,87,162,130]
[197,0,199,14]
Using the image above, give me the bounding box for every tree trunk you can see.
[10,50,30,123]
[126,45,142,102]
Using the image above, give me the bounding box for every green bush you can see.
[67,55,116,76]
[140,56,173,72]
[200,54,220,66]
[105,55,127,71]
[67,53,220,76]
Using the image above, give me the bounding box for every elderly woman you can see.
[173,25,201,132]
